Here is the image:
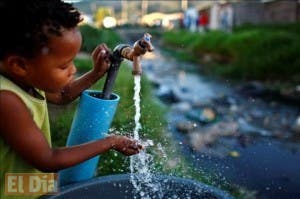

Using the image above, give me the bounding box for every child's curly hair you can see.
[0,0,82,59]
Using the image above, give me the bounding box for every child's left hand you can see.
[91,43,111,76]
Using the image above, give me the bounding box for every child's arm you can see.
[46,44,111,105]
[0,91,142,172]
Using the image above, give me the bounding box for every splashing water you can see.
[130,75,163,199]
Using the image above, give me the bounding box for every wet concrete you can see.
[117,28,300,199]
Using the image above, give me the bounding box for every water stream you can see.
[130,75,163,199]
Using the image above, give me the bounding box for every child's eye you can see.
[60,64,69,70]
[59,59,73,69]
[60,67,67,70]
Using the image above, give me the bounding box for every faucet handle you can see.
[140,33,154,52]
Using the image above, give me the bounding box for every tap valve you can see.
[101,33,154,99]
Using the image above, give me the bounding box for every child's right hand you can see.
[109,135,143,156]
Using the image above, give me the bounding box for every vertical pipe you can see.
[59,91,120,186]
[101,56,123,99]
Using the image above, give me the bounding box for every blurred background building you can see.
[69,0,300,30]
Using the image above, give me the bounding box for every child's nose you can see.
[70,64,77,76]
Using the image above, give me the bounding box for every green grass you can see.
[162,23,300,83]
[49,103,76,148]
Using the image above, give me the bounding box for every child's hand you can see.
[109,135,143,156]
[91,43,111,76]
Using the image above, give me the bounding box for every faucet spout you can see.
[132,56,142,75]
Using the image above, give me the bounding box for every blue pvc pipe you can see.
[59,90,120,186]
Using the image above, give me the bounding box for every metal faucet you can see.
[101,33,154,99]
[119,33,154,75]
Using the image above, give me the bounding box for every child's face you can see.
[25,28,82,92]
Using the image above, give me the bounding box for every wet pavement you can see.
[117,29,300,199]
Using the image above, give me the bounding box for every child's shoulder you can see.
[0,75,45,100]
[0,75,29,99]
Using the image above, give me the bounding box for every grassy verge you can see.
[161,24,300,85]
[79,24,121,53]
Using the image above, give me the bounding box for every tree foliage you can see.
[93,7,112,28]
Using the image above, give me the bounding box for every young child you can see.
[0,0,142,198]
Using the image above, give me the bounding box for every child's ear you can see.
[6,56,28,77]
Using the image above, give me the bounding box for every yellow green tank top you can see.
[0,75,52,199]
